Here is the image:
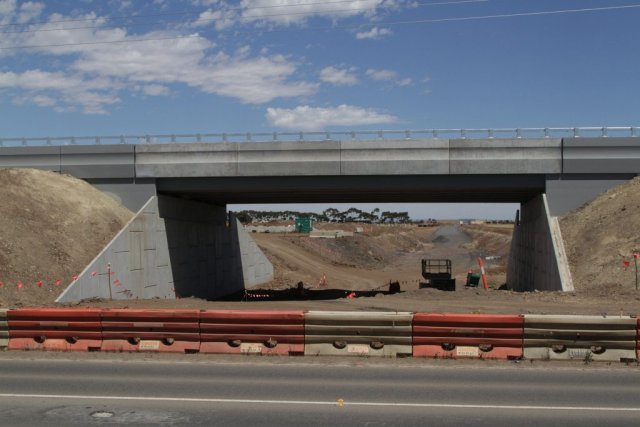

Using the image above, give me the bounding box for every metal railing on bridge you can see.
[1,126,638,147]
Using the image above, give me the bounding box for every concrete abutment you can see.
[507,194,574,292]
[55,195,273,302]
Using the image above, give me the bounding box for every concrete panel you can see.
[0,146,61,171]
[234,217,274,287]
[340,139,449,175]
[546,175,635,216]
[237,141,340,176]
[61,145,134,178]
[56,197,170,302]
[450,139,561,174]
[507,194,573,292]
[136,143,238,177]
[87,178,157,212]
[57,194,273,302]
[563,138,640,173]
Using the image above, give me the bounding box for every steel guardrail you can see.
[1,127,638,147]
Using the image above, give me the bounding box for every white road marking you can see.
[0,393,638,412]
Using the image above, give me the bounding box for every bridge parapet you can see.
[136,142,237,178]
[0,146,60,172]
[237,141,341,176]
[563,137,640,174]
[3,137,640,180]
[61,145,135,179]
[450,139,562,174]
[340,139,449,175]
[1,127,638,147]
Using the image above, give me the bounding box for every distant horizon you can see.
[228,203,519,221]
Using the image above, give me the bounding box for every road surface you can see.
[0,354,638,426]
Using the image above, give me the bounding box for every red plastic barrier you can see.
[101,309,200,353]
[8,308,102,351]
[413,313,523,359]
[199,310,304,355]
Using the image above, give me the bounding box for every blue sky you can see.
[1,0,639,218]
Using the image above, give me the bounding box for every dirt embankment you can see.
[0,169,133,307]
[560,176,640,296]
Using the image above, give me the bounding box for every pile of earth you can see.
[560,176,640,295]
[0,169,133,307]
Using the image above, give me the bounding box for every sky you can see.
[1,0,639,219]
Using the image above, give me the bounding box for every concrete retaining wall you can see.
[507,194,573,291]
[236,219,274,287]
[56,195,273,302]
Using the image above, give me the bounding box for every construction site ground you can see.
[1,169,640,315]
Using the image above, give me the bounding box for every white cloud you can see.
[366,68,412,86]
[0,0,16,25]
[13,93,56,107]
[189,54,318,103]
[0,70,119,114]
[319,66,358,86]
[190,8,237,30]
[0,9,317,112]
[70,36,316,104]
[239,0,398,27]
[187,0,405,29]
[366,68,397,81]
[356,27,392,40]
[118,1,134,11]
[31,94,56,106]
[141,84,169,96]
[266,104,398,131]
[17,1,44,23]
[192,0,220,5]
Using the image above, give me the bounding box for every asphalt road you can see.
[0,355,638,426]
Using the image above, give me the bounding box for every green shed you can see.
[295,216,314,233]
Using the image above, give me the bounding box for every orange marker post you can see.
[477,257,489,290]
[634,253,639,291]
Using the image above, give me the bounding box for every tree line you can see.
[235,207,413,224]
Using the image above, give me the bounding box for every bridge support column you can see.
[56,195,273,302]
[507,194,573,292]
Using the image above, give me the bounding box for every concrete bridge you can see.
[1,133,638,301]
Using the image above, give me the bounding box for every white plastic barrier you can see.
[523,315,638,362]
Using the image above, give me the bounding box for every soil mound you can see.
[560,177,640,293]
[0,169,133,307]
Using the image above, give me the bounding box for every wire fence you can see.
[0,126,638,147]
